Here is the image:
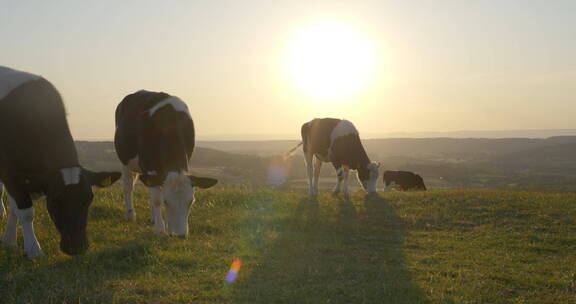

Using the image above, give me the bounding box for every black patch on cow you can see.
[0,77,79,209]
[331,134,371,180]
[114,90,195,184]
[301,118,340,161]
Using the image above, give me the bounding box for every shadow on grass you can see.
[236,193,428,303]
[0,235,168,304]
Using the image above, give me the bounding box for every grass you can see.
[1,187,575,303]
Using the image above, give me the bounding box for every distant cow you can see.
[114,90,218,237]
[383,170,426,191]
[299,118,379,199]
[0,66,121,258]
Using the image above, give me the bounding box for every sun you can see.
[286,22,376,102]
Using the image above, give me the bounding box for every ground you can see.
[1,187,575,303]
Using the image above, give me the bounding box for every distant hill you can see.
[197,136,576,158]
[75,137,576,192]
[194,129,576,141]
[365,128,576,139]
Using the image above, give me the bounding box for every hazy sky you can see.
[2,0,575,140]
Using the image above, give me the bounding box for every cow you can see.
[0,66,121,258]
[298,118,380,199]
[383,170,427,191]
[114,90,218,238]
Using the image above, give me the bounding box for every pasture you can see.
[1,188,575,303]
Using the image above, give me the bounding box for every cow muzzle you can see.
[60,233,89,255]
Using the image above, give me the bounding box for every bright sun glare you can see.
[286,23,376,102]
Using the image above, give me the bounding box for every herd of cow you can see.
[0,66,425,259]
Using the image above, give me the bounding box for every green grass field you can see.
[1,187,575,303]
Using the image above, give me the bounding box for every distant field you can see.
[1,188,575,303]
[74,139,576,192]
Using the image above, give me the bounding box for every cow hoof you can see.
[332,190,340,197]
[26,248,45,259]
[343,193,351,200]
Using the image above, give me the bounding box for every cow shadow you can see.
[0,234,169,303]
[236,193,428,303]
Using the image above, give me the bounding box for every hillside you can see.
[75,137,576,192]
[1,188,575,303]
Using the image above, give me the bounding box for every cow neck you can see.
[351,143,371,183]
[353,144,371,170]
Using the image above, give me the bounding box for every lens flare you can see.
[226,258,243,284]
[267,157,291,186]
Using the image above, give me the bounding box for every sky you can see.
[1,0,575,140]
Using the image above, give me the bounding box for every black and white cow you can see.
[300,118,379,199]
[0,66,121,258]
[114,90,218,238]
[383,170,427,191]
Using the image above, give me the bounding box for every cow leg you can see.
[149,187,166,234]
[332,166,344,195]
[0,183,5,219]
[8,196,44,259]
[122,166,138,221]
[2,194,19,247]
[313,157,323,196]
[342,166,351,200]
[304,152,315,196]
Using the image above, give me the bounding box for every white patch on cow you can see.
[148,97,190,117]
[356,162,379,193]
[2,195,18,247]
[384,181,396,192]
[61,167,81,186]
[125,156,141,172]
[149,186,166,234]
[0,183,5,219]
[329,119,359,146]
[13,200,44,258]
[122,165,138,221]
[0,66,42,100]
[367,162,380,193]
[162,171,194,237]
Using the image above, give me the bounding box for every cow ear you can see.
[188,176,218,189]
[84,170,121,188]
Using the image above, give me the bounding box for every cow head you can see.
[45,168,121,255]
[161,172,217,238]
[358,162,380,193]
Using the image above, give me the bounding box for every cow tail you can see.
[284,142,303,159]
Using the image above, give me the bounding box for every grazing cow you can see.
[299,118,379,199]
[0,66,121,258]
[383,170,427,191]
[114,90,218,237]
